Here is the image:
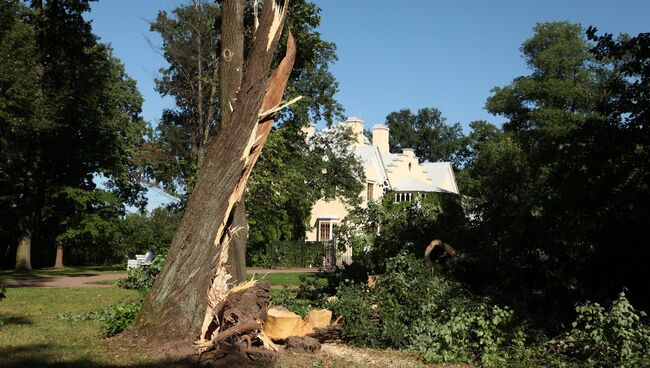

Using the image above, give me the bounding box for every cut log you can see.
[263,307,311,340]
[304,309,332,328]
[308,325,343,343]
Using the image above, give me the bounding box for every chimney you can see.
[345,117,365,145]
[301,122,316,139]
[372,124,389,154]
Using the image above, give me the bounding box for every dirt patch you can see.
[285,336,321,354]
[319,343,430,368]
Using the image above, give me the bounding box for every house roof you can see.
[391,177,441,192]
[314,119,459,195]
[422,162,459,194]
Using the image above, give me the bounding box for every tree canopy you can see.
[385,107,467,167]
[0,0,146,269]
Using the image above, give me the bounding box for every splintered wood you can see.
[197,0,295,349]
[195,279,335,364]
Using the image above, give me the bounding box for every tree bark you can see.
[15,222,32,271]
[219,0,244,128]
[219,0,248,286]
[54,243,64,268]
[134,1,293,343]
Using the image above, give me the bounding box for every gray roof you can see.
[354,144,378,171]
[391,177,440,192]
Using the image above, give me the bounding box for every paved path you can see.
[0,267,319,288]
[0,273,127,288]
[245,267,319,274]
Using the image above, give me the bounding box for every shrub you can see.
[270,288,315,317]
[54,300,143,338]
[327,251,525,366]
[101,302,141,337]
[117,256,165,291]
[0,287,5,301]
[336,193,466,274]
[328,281,381,347]
[556,292,650,367]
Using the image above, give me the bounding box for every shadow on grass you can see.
[0,315,32,326]
[0,344,203,368]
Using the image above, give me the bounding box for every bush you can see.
[247,240,325,268]
[117,256,165,291]
[556,292,650,367]
[270,288,316,317]
[336,193,466,274]
[101,302,141,337]
[0,287,5,301]
[327,252,524,366]
[54,300,143,338]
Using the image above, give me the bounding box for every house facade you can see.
[305,117,460,243]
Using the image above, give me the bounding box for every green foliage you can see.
[53,297,143,338]
[336,192,465,273]
[247,125,364,265]
[386,107,468,167]
[327,252,525,366]
[557,293,650,367]
[112,207,181,258]
[270,288,315,318]
[0,287,5,301]
[0,0,147,268]
[146,0,344,200]
[328,281,380,347]
[117,256,165,291]
[247,240,325,268]
[100,302,142,337]
[455,22,650,327]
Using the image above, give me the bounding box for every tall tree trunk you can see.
[54,243,64,268]
[219,0,247,285]
[134,1,293,343]
[15,220,33,271]
[16,170,35,271]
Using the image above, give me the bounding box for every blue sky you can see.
[88,0,650,132]
[86,0,649,210]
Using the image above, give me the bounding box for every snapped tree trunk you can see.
[220,0,248,285]
[54,243,64,268]
[134,1,294,343]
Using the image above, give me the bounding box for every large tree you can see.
[461,22,650,322]
[146,0,343,198]
[134,0,296,345]
[385,107,467,167]
[0,0,146,270]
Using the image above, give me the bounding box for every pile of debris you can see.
[194,279,341,366]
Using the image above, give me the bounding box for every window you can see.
[319,221,330,241]
[367,182,374,201]
[394,192,414,203]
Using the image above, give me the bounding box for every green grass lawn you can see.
[246,271,326,286]
[0,287,147,367]
[0,286,434,368]
[0,266,125,281]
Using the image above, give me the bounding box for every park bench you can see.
[126,250,155,270]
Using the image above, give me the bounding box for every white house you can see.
[305,117,460,243]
